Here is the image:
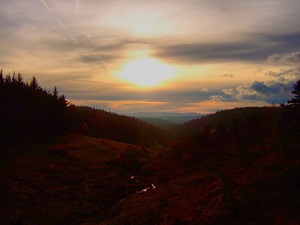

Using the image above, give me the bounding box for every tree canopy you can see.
[0,70,168,146]
[0,71,69,144]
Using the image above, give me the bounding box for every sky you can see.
[1,0,300,114]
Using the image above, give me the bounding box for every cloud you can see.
[209,95,227,102]
[265,69,295,78]
[201,88,209,92]
[222,80,295,104]
[235,85,260,101]
[266,52,300,81]
[222,88,238,96]
[265,68,299,82]
[79,54,116,64]
[1,0,300,114]
[222,74,234,78]
[251,81,289,95]
[267,52,300,65]
[154,33,300,64]
[155,42,269,63]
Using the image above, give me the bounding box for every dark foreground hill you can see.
[0,133,299,225]
[0,135,157,225]
[1,73,299,224]
[1,103,299,224]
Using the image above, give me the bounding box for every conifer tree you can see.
[287,79,300,108]
[29,76,40,90]
[17,72,24,85]
[4,74,12,84]
[12,72,17,84]
[0,69,4,87]
[52,86,58,99]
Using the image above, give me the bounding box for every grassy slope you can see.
[0,136,155,225]
[95,143,299,225]
[0,135,299,225]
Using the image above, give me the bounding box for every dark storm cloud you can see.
[155,33,300,63]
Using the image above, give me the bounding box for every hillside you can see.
[0,73,168,147]
[96,101,300,224]
[1,74,299,225]
[1,133,298,225]
[177,107,283,137]
[70,106,169,146]
[131,112,203,125]
[0,135,158,225]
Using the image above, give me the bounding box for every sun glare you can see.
[118,58,177,87]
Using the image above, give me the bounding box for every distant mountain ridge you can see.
[127,112,203,125]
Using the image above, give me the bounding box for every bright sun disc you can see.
[119,58,176,87]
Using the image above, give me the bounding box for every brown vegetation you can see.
[1,75,299,224]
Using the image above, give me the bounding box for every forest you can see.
[0,71,299,225]
[0,70,167,147]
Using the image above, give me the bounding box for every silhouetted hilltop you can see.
[69,106,168,146]
[0,71,168,146]
[171,104,300,158]
[178,107,282,137]
[129,112,203,125]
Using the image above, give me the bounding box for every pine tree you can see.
[0,69,4,87]
[17,72,24,85]
[29,76,40,90]
[287,80,300,108]
[4,74,12,84]
[12,71,17,84]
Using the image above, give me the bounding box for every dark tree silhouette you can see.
[17,72,24,85]
[4,74,12,84]
[0,69,4,87]
[52,86,58,99]
[0,70,167,146]
[29,76,40,90]
[0,71,70,144]
[287,79,300,108]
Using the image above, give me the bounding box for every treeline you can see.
[177,106,282,137]
[69,106,168,146]
[172,107,282,156]
[0,70,168,146]
[0,71,69,144]
[171,80,300,159]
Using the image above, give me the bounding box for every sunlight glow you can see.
[118,58,177,87]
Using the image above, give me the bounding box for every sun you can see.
[118,58,176,87]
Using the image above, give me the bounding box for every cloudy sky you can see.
[1,0,300,114]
